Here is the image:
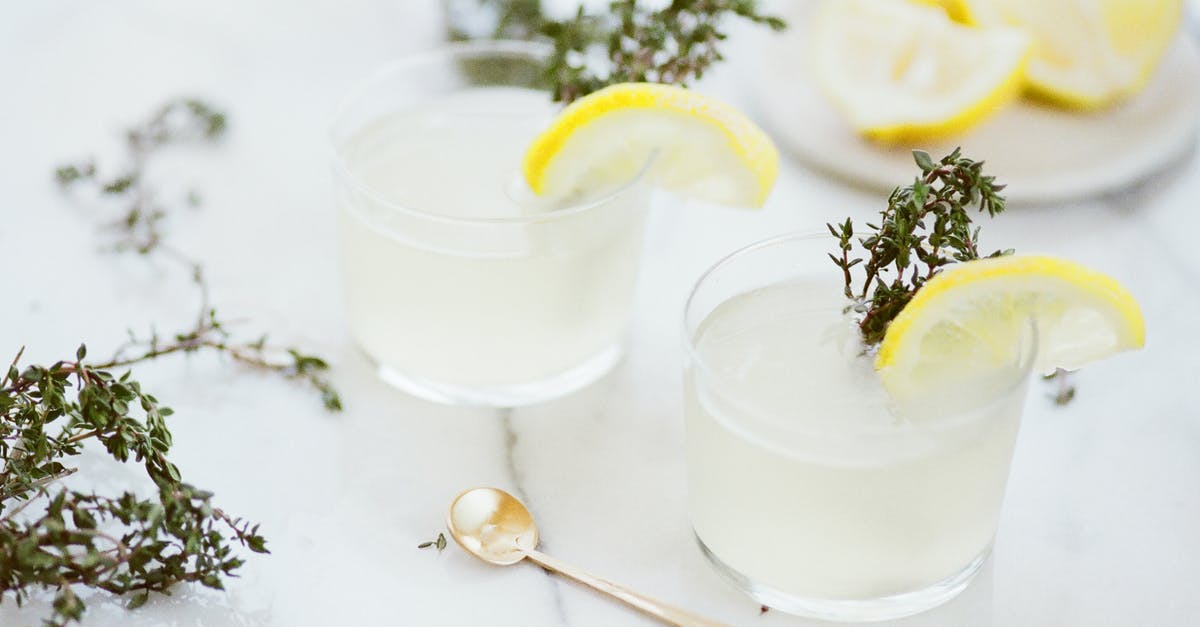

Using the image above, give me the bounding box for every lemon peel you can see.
[876,254,1145,392]
[523,83,778,207]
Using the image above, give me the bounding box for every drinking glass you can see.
[331,41,652,406]
[682,233,1037,621]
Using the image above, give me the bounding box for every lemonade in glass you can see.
[330,42,652,406]
[332,41,780,406]
[683,233,1037,620]
[682,205,1146,620]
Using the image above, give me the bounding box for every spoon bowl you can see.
[447,487,538,566]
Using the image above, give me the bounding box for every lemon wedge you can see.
[522,83,778,208]
[876,254,1145,393]
[811,0,1030,143]
[964,0,1184,109]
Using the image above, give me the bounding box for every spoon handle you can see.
[522,549,728,627]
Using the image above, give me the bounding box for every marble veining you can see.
[501,407,572,626]
[1,1,1199,626]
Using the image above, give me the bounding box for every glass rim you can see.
[328,39,654,227]
[681,231,1040,435]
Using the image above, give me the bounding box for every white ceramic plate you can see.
[751,3,1200,205]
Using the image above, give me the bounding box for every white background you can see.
[1,1,1198,625]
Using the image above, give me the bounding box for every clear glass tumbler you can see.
[331,41,651,406]
[682,233,1037,621]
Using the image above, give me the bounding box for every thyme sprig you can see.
[465,0,786,103]
[0,345,268,626]
[1,98,344,623]
[54,98,340,411]
[55,98,226,261]
[829,149,1011,345]
[545,0,786,102]
[107,311,343,412]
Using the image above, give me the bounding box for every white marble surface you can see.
[2,2,1199,626]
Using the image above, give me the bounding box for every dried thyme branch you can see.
[828,148,1011,345]
[55,98,226,260]
[6,97,343,622]
[545,0,786,102]
[54,98,340,411]
[0,346,268,626]
[466,0,786,103]
[103,311,342,412]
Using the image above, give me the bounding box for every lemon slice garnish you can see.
[523,83,779,207]
[811,0,1030,143]
[876,254,1145,393]
[964,0,1184,109]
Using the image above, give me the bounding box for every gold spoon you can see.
[447,487,727,627]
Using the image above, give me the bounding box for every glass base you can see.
[696,533,989,622]
[364,342,623,407]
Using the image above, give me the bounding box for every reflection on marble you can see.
[2,1,1200,625]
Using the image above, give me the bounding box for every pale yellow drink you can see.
[683,236,1034,620]
[334,85,649,404]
